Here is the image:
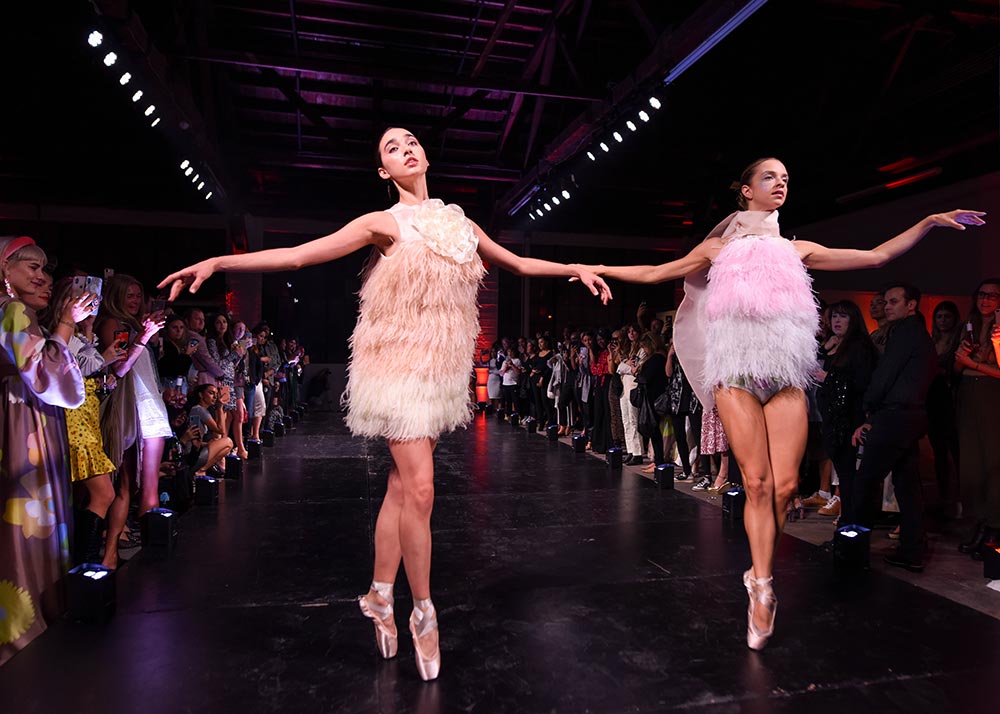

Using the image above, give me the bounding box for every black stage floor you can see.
[3,412,999,713]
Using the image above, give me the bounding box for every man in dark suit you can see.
[850,283,938,572]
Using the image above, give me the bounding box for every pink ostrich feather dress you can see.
[674,210,818,410]
[343,199,485,441]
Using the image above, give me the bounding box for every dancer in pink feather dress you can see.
[159,127,612,680]
[592,158,984,650]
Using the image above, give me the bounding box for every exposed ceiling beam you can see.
[498,0,771,214]
[472,0,520,78]
[178,48,602,101]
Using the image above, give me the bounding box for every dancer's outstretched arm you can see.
[586,239,720,285]
[795,210,985,272]
[472,222,613,304]
[158,212,397,300]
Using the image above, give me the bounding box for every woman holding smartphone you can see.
[96,274,170,568]
[953,279,1000,560]
[188,384,234,475]
[588,157,983,650]
[159,126,610,681]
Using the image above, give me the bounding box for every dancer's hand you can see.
[569,264,613,304]
[158,258,218,301]
[851,423,871,447]
[929,210,986,230]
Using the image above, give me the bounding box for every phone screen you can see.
[114,330,129,347]
[150,298,167,313]
[189,413,202,428]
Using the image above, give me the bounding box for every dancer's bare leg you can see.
[372,464,404,585]
[763,388,809,549]
[715,388,774,583]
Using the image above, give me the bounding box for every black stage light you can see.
[572,434,587,453]
[833,524,871,570]
[246,439,262,459]
[224,454,243,480]
[982,544,1000,580]
[606,447,623,469]
[477,401,490,413]
[722,486,746,521]
[282,415,293,430]
[194,475,220,506]
[273,421,286,437]
[496,408,505,422]
[654,463,674,489]
[158,471,193,513]
[547,424,559,441]
[525,418,538,434]
[290,410,300,424]
[67,564,116,622]
[140,508,178,557]
[297,402,308,413]
[510,412,520,428]
[261,429,275,447]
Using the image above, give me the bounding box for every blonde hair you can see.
[0,236,48,280]
[98,273,144,333]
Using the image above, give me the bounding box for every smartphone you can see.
[175,376,188,396]
[150,298,167,313]
[114,329,129,347]
[189,413,202,428]
[188,338,199,349]
[103,267,115,281]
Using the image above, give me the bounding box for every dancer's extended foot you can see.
[358,582,398,659]
[744,570,777,651]
[409,598,441,681]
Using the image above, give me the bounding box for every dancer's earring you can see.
[3,277,14,299]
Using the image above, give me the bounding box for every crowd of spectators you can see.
[0,236,308,664]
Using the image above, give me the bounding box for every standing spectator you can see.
[499,346,522,417]
[619,324,644,464]
[868,292,890,354]
[588,331,612,454]
[851,284,937,572]
[530,337,554,425]
[813,300,876,523]
[607,330,627,450]
[205,312,244,449]
[666,342,703,480]
[184,308,223,386]
[246,324,269,442]
[928,301,962,515]
[42,279,128,566]
[158,314,196,383]
[634,331,668,469]
[571,333,593,436]
[486,344,502,412]
[96,275,170,566]
[0,236,86,665]
[953,278,1000,559]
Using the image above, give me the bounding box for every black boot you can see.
[74,509,106,565]
[971,528,1000,562]
[959,521,987,554]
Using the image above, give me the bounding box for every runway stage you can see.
[2,411,998,713]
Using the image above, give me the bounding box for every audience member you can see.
[851,284,937,572]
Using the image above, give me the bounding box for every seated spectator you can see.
[188,384,234,475]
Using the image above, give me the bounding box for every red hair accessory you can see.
[1,236,36,263]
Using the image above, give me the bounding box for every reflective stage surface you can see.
[2,412,998,713]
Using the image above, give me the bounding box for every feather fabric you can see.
[703,232,819,393]
[343,210,485,441]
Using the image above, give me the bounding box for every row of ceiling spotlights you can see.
[527,188,572,220]
[524,96,661,223]
[86,30,213,201]
[585,96,661,162]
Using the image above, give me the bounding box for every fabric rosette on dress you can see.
[344,199,485,441]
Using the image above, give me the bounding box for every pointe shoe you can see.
[744,572,777,651]
[409,601,441,681]
[358,587,398,659]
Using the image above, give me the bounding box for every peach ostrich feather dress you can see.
[343,199,485,441]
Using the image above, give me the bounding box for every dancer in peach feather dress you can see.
[589,157,984,651]
[159,127,612,681]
